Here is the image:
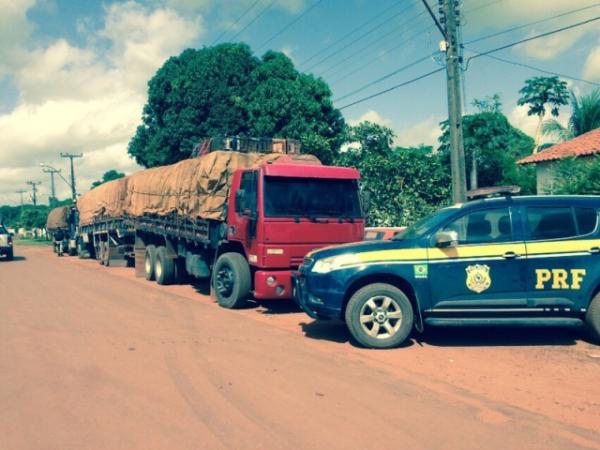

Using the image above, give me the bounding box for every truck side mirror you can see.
[435,230,459,248]
[235,189,246,214]
[361,190,371,214]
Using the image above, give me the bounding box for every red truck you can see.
[75,138,365,308]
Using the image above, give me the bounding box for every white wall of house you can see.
[536,161,555,194]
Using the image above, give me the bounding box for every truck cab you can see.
[215,158,364,305]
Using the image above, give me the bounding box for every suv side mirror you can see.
[235,189,246,213]
[435,230,458,248]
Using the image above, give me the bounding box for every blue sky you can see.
[0,0,599,205]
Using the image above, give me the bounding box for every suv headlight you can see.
[311,253,361,274]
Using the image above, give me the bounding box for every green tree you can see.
[336,122,450,226]
[542,88,600,142]
[439,111,535,193]
[553,155,600,195]
[91,170,126,190]
[129,44,344,166]
[517,76,569,150]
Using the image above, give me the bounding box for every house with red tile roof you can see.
[517,128,600,194]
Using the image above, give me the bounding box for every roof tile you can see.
[518,128,600,165]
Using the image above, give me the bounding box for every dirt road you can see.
[1,246,599,450]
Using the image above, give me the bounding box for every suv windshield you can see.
[264,176,362,219]
[393,207,458,241]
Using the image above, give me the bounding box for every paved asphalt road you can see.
[1,245,599,450]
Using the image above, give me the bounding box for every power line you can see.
[211,0,262,45]
[338,67,444,110]
[421,0,446,39]
[465,2,600,45]
[465,16,600,67]
[305,1,417,72]
[465,50,600,87]
[317,9,428,78]
[327,0,501,86]
[256,0,324,52]
[334,54,433,103]
[299,1,406,67]
[229,0,278,42]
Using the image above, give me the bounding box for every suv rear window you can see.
[526,206,597,240]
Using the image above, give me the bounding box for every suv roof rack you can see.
[467,185,521,201]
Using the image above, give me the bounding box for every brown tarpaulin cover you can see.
[77,151,319,225]
[46,206,71,231]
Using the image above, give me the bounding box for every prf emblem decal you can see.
[466,264,491,293]
[414,264,428,279]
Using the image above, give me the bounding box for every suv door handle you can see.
[502,251,519,259]
[590,246,600,254]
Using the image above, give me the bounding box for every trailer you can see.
[75,139,365,308]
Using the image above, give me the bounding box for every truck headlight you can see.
[311,253,361,274]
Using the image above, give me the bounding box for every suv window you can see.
[526,206,597,240]
[441,208,512,244]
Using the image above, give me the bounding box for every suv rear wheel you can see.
[586,292,600,343]
[345,283,414,349]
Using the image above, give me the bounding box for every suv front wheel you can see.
[345,283,414,349]
[586,292,600,343]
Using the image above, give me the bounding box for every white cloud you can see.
[519,27,588,61]
[395,116,442,148]
[0,0,37,76]
[583,41,600,81]
[348,109,393,128]
[508,104,569,142]
[0,1,203,203]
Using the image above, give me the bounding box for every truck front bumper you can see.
[253,270,295,300]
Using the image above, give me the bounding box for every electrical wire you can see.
[465,16,600,68]
[465,50,600,86]
[211,0,262,45]
[299,1,406,67]
[334,54,433,102]
[229,0,278,42]
[256,0,325,52]
[317,9,428,78]
[305,1,418,72]
[465,2,600,45]
[338,68,445,110]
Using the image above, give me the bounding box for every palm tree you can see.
[542,88,600,142]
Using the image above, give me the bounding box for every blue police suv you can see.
[293,195,600,348]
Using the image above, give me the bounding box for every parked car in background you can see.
[364,227,406,241]
[0,224,14,261]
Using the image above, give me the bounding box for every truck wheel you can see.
[102,243,110,266]
[6,248,14,261]
[586,292,600,343]
[345,283,414,349]
[174,258,188,284]
[97,243,105,265]
[213,252,251,309]
[155,246,175,285]
[144,245,157,281]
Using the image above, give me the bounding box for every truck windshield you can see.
[264,176,362,219]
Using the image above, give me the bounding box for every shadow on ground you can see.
[299,320,592,349]
[0,256,26,262]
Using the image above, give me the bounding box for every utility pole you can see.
[60,152,83,201]
[26,181,41,207]
[43,167,60,207]
[439,0,467,203]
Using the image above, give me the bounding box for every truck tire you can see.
[586,292,600,343]
[155,246,175,285]
[6,248,14,261]
[174,258,187,284]
[345,283,414,349]
[101,242,110,266]
[144,245,157,281]
[213,252,251,309]
[97,243,105,265]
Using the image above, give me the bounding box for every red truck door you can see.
[229,170,259,257]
